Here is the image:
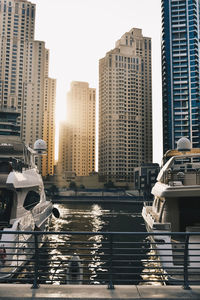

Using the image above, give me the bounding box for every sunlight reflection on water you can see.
[17,202,163,285]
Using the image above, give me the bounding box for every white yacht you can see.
[142,137,200,281]
[0,137,54,279]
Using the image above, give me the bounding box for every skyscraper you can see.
[42,50,56,177]
[99,28,152,182]
[59,81,96,177]
[0,0,35,114]
[162,0,200,153]
[22,40,46,148]
[0,0,56,174]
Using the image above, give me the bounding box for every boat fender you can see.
[143,237,150,249]
[0,246,6,265]
[52,207,60,218]
[34,225,41,231]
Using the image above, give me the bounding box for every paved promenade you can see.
[0,284,200,299]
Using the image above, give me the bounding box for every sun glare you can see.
[32,0,162,164]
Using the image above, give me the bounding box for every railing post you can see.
[107,234,115,290]
[183,233,190,290]
[32,233,40,289]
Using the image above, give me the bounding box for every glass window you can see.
[0,189,13,223]
[23,191,40,210]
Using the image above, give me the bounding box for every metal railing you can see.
[0,231,200,289]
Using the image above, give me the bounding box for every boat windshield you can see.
[172,155,200,170]
[157,154,200,182]
[0,189,13,224]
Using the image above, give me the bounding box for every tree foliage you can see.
[104,180,115,189]
[69,181,77,190]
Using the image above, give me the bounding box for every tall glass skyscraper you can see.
[162,0,200,153]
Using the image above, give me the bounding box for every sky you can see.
[31,0,163,165]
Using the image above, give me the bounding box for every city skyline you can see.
[31,0,162,165]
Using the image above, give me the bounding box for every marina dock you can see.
[52,196,144,204]
[0,284,200,299]
[52,191,144,204]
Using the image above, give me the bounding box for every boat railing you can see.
[0,231,200,290]
[0,157,29,173]
[162,168,200,185]
[143,201,153,207]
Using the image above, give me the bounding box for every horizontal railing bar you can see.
[0,260,34,264]
[3,242,200,247]
[2,241,199,245]
[44,242,147,246]
[2,230,200,235]
[0,267,185,275]
[0,245,34,250]
[112,248,147,251]
[1,241,34,245]
[1,252,34,256]
[3,258,200,265]
[2,258,197,265]
[52,247,111,251]
[60,247,112,251]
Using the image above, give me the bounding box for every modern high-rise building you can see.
[0,0,35,114]
[59,81,96,177]
[22,40,46,148]
[162,0,200,153]
[58,121,73,177]
[99,28,152,182]
[0,0,56,175]
[42,50,56,177]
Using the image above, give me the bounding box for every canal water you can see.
[50,202,144,233]
[17,201,162,285]
[45,201,156,285]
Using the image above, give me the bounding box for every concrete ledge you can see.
[0,284,200,299]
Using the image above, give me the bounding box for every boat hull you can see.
[142,206,200,283]
[0,201,52,280]
[152,182,200,198]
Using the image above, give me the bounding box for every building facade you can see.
[0,0,56,175]
[58,121,73,177]
[99,28,152,182]
[42,50,56,177]
[133,163,160,199]
[58,81,96,177]
[22,41,46,149]
[162,0,200,153]
[0,0,35,116]
[0,108,20,136]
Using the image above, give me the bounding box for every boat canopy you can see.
[162,149,200,166]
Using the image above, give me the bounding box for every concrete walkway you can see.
[0,284,200,299]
